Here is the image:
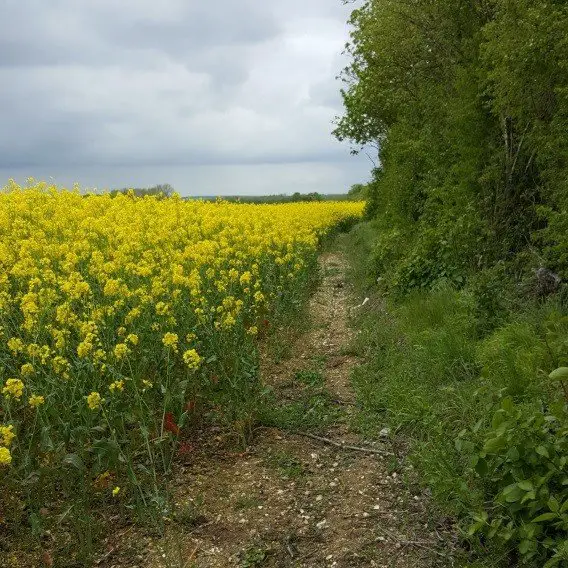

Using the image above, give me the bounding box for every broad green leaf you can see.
[502,483,524,503]
[484,436,505,454]
[549,367,568,382]
[532,512,557,523]
[548,496,560,513]
[475,458,488,476]
[62,453,85,471]
[536,445,550,458]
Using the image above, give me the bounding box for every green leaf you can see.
[507,446,520,461]
[518,480,533,491]
[536,445,550,458]
[475,458,488,476]
[484,436,505,454]
[549,367,568,382]
[521,490,536,504]
[40,427,54,452]
[62,453,85,471]
[532,512,557,523]
[501,397,514,413]
[502,483,524,503]
[548,496,560,513]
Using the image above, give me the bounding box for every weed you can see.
[173,496,207,527]
[264,450,306,479]
[234,494,262,511]
[240,544,268,567]
[294,369,324,388]
[257,388,341,433]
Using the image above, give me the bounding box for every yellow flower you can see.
[155,301,169,316]
[246,326,258,336]
[0,447,12,465]
[162,332,178,350]
[125,307,141,324]
[2,379,24,400]
[141,379,153,391]
[20,363,35,377]
[77,339,94,358]
[87,391,103,410]
[103,279,121,297]
[109,380,124,393]
[0,425,15,447]
[112,486,120,497]
[126,333,139,345]
[28,394,45,408]
[52,356,70,375]
[113,343,129,360]
[7,337,24,354]
[182,349,202,370]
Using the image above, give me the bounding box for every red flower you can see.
[262,319,270,328]
[163,412,180,435]
[184,400,196,412]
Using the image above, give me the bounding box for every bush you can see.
[466,394,568,567]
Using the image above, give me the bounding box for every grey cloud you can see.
[0,0,368,194]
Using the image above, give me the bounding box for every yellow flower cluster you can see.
[87,391,103,410]
[0,425,15,465]
[0,180,363,470]
[2,379,24,400]
[182,348,201,370]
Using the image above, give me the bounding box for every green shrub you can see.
[466,394,568,567]
[467,262,517,336]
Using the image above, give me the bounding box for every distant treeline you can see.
[109,187,354,203]
[110,184,174,198]
[197,192,353,203]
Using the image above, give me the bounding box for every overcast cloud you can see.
[0,0,369,195]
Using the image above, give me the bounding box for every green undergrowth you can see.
[339,223,568,567]
[257,363,342,434]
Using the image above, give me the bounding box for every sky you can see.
[0,0,371,196]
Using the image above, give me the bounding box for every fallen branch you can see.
[376,526,449,559]
[399,540,448,558]
[290,431,394,456]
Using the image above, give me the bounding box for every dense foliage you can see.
[336,1,568,565]
[336,0,568,294]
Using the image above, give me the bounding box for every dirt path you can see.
[109,251,450,568]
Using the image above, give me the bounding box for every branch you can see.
[290,430,394,456]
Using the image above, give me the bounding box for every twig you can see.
[290,431,394,456]
[285,534,296,558]
[399,540,448,558]
[376,526,448,559]
[187,544,199,562]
